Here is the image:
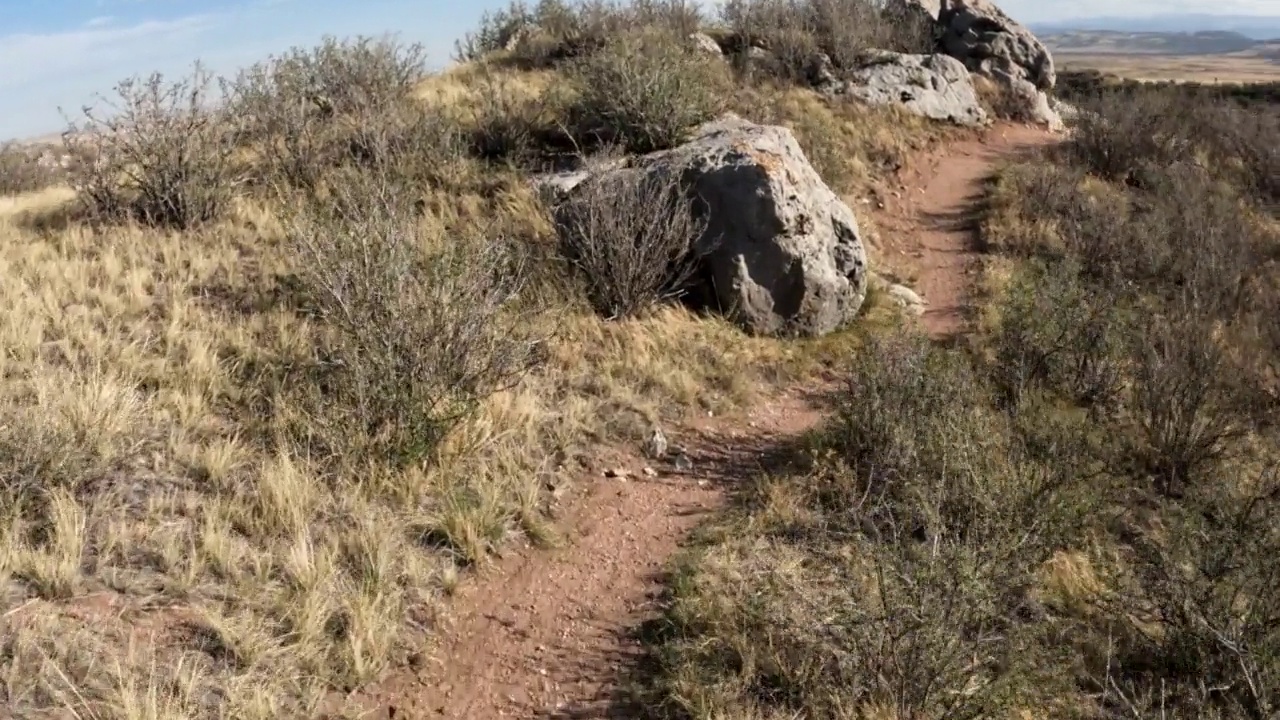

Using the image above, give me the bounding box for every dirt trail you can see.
[356,122,1059,720]
[871,122,1060,338]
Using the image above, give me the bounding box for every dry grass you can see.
[1055,51,1280,85]
[641,79,1280,720]
[0,16,948,715]
[0,173,831,716]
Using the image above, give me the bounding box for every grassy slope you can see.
[0,42,955,720]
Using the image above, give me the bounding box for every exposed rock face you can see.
[688,31,723,56]
[547,115,869,337]
[936,0,1056,91]
[891,0,942,19]
[836,51,988,127]
[899,0,1061,128]
[1006,77,1064,131]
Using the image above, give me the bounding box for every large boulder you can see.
[836,51,988,127]
[550,115,869,337]
[899,0,1061,128]
[936,0,1056,91]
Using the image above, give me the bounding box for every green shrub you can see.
[988,261,1130,412]
[457,0,704,67]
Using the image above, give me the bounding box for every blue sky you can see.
[1,0,1278,140]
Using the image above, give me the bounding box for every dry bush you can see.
[229,35,441,194]
[463,69,559,163]
[1127,311,1253,496]
[457,0,704,67]
[1089,465,1280,720]
[648,331,1089,719]
[566,29,730,153]
[279,165,547,469]
[718,0,936,82]
[0,143,64,196]
[987,260,1130,413]
[553,162,710,319]
[1066,85,1280,205]
[62,64,240,228]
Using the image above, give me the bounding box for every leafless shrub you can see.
[0,143,64,196]
[554,162,711,319]
[718,0,936,82]
[566,29,729,153]
[1095,465,1280,720]
[62,63,240,228]
[1128,311,1252,497]
[229,35,437,195]
[281,166,546,469]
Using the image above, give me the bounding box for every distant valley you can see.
[1029,14,1280,84]
[1041,29,1280,59]
[1031,14,1280,42]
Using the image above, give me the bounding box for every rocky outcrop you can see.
[835,51,988,127]
[1006,77,1064,131]
[687,31,723,57]
[547,115,869,337]
[900,0,1061,128]
[936,0,1056,91]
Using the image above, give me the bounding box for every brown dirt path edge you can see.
[871,122,1061,339]
[352,122,1060,720]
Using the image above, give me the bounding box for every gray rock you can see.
[532,155,629,206]
[806,52,839,90]
[554,115,869,337]
[1005,77,1064,131]
[838,51,988,127]
[1051,96,1082,124]
[934,0,1057,91]
[644,425,668,458]
[886,283,927,316]
[688,31,723,56]
[891,0,941,19]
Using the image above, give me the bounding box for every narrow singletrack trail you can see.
[355,122,1060,720]
[871,122,1060,339]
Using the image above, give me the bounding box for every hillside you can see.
[2,1,1279,719]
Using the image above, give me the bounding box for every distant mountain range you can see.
[1030,14,1280,42]
[1041,29,1280,58]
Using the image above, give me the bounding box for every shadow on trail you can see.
[526,404,835,720]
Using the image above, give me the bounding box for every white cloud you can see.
[0,14,219,92]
